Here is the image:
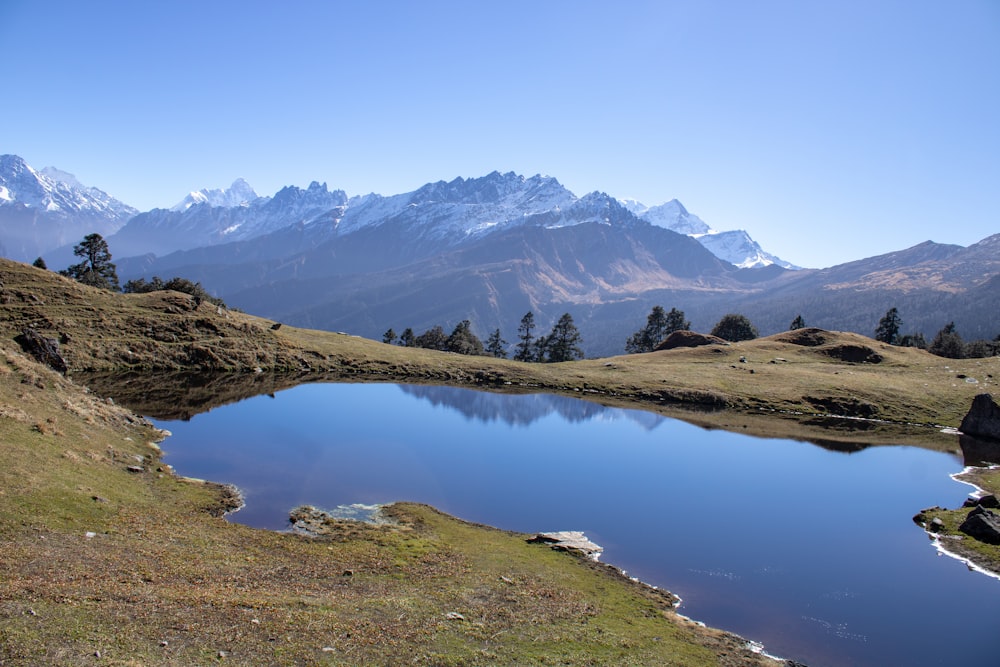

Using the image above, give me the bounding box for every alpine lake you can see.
[92,376,1000,666]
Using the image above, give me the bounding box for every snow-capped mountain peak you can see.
[635,198,712,235]
[171,178,260,211]
[0,154,136,219]
[0,154,138,261]
[622,194,797,269]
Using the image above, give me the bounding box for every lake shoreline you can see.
[914,464,1000,578]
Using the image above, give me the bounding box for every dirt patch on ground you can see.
[805,395,880,418]
[819,344,884,364]
[769,327,833,347]
[656,330,728,350]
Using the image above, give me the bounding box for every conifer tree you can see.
[711,313,758,342]
[874,307,902,345]
[514,311,536,362]
[485,328,508,358]
[545,313,584,362]
[60,233,119,291]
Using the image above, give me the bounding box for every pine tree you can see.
[60,233,119,291]
[485,328,508,358]
[415,325,449,351]
[626,305,690,353]
[514,311,536,362]
[545,313,584,362]
[928,322,964,358]
[32,256,47,270]
[789,314,805,330]
[382,328,398,345]
[710,313,758,342]
[446,320,484,356]
[400,328,416,347]
[874,307,902,345]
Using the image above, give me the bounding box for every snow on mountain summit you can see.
[0,154,138,261]
[0,154,136,220]
[171,178,260,211]
[621,195,797,269]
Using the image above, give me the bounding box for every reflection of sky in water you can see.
[154,383,1000,667]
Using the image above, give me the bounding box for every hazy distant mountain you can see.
[171,178,261,212]
[5,156,994,357]
[0,155,136,261]
[106,181,348,258]
[622,198,797,269]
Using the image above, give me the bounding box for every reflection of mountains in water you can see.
[398,384,665,431]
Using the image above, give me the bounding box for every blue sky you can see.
[2,0,997,268]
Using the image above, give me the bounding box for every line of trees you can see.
[384,311,585,363]
[623,307,761,352]
[875,307,998,358]
[50,233,227,307]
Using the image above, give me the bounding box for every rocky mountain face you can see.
[0,155,137,261]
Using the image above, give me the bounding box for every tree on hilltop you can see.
[60,233,119,291]
[789,314,806,330]
[711,313,758,342]
[874,307,902,345]
[626,306,690,353]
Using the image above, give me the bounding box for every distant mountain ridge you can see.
[2,154,996,357]
[0,154,788,270]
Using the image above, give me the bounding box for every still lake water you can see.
[151,382,1000,666]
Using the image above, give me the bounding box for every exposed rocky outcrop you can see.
[528,531,604,560]
[959,506,1000,545]
[960,394,1000,441]
[14,327,67,373]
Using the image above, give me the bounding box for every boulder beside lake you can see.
[959,506,1000,545]
[960,394,1000,441]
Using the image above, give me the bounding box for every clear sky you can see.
[2,0,997,268]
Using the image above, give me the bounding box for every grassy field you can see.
[2,257,999,663]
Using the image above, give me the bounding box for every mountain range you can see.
[1,154,996,357]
